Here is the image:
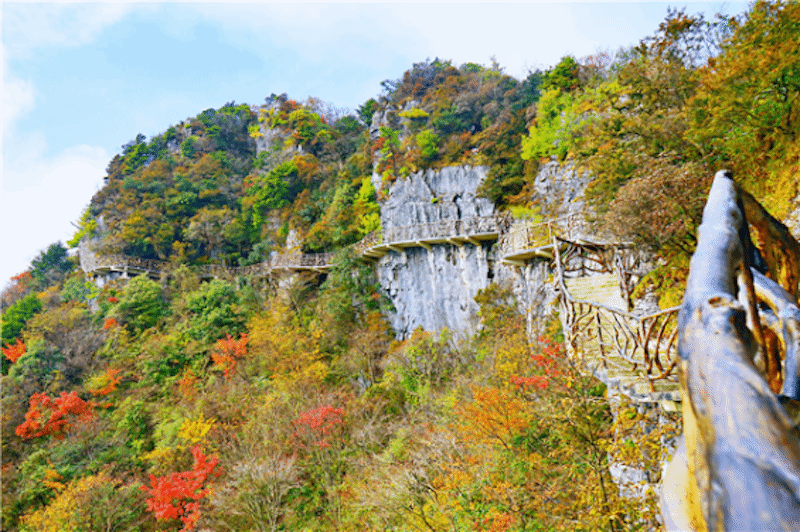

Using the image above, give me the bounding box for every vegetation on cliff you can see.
[2,1,797,530]
[522,1,799,304]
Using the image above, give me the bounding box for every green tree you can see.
[1,293,42,347]
[112,276,166,333]
[542,55,581,93]
[29,243,73,291]
[242,161,295,233]
[520,88,581,161]
[184,279,245,342]
[415,129,440,164]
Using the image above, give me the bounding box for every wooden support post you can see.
[661,171,800,531]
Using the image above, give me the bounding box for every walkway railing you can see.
[354,215,507,257]
[498,214,583,258]
[80,212,680,400]
[81,215,506,278]
[553,238,681,400]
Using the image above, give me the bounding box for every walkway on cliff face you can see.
[79,214,680,405]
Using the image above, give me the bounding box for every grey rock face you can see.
[377,243,493,340]
[374,165,495,229]
[533,158,594,240]
[373,160,609,340]
[495,259,559,338]
[374,166,496,339]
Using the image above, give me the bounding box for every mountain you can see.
[2,3,798,530]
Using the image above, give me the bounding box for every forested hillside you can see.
[2,2,797,530]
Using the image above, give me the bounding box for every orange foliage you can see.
[293,154,319,184]
[457,386,531,450]
[88,369,122,396]
[15,392,94,440]
[141,445,222,531]
[177,369,199,400]
[210,333,248,380]
[102,317,118,330]
[2,338,27,363]
[476,511,515,532]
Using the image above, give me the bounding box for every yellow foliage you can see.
[177,412,216,444]
[42,467,65,492]
[248,301,329,389]
[142,445,183,474]
[21,472,121,532]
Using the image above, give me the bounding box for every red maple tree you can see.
[2,338,26,363]
[15,391,94,440]
[210,333,248,380]
[292,404,345,448]
[141,445,222,531]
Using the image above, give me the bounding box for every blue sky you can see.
[2,1,748,284]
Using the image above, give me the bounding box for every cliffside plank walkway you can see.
[80,214,680,404]
[553,243,680,405]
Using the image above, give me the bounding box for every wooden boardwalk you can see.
[80,214,680,404]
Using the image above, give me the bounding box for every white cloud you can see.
[3,4,133,56]
[2,71,36,141]
[1,145,109,283]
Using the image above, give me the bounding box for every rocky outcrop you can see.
[374,166,496,339]
[373,161,592,339]
[377,244,493,339]
[372,158,644,340]
[373,165,495,228]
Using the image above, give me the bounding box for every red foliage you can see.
[102,317,118,330]
[509,337,564,390]
[210,333,248,380]
[2,272,33,306]
[15,392,94,440]
[107,296,120,303]
[2,338,26,363]
[7,272,32,296]
[509,375,549,390]
[141,445,222,531]
[292,404,345,448]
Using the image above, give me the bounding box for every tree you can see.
[542,55,581,93]
[520,87,581,161]
[242,161,294,232]
[2,339,26,364]
[15,391,94,440]
[210,333,249,380]
[29,243,72,291]
[20,471,145,532]
[185,206,238,264]
[1,293,42,347]
[141,445,222,531]
[688,0,800,216]
[112,275,166,333]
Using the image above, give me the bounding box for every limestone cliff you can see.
[373,160,597,339]
[373,165,496,339]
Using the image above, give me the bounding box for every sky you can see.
[2,1,749,285]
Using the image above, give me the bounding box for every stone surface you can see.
[372,159,644,340]
[373,165,496,229]
[372,165,495,338]
[377,243,492,339]
[533,158,593,240]
[495,259,559,339]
